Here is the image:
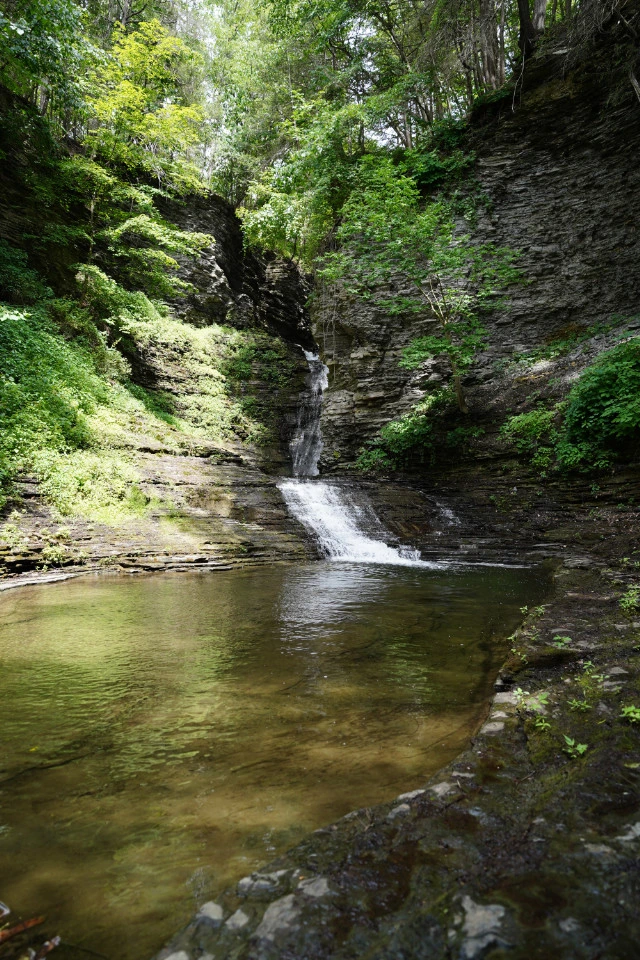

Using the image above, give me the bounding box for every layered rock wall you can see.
[313,31,640,469]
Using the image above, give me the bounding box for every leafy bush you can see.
[556,339,640,469]
[355,391,449,472]
[0,240,52,303]
[501,406,558,474]
[619,586,640,614]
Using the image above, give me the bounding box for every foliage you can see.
[355,390,450,472]
[501,406,559,475]
[552,635,573,649]
[568,698,591,712]
[0,304,108,506]
[619,586,640,613]
[317,155,518,413]
[85,20,206,192]
[0,0,87,118]
[620,705,640,724]
[556,338,640,469]
[0,240,52,305]
[563,735,588,759]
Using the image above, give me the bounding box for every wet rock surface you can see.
[0,457,314,588]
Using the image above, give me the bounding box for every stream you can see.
[0,350,548,959]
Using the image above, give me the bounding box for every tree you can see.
[85,19,206,191]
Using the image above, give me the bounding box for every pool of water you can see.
[0,562,547,959]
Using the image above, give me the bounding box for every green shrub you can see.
[354,391,450,472]
[557,339,640,469]
[500,406,558,475]
[0,240,52,303]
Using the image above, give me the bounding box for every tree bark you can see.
[517,0,536,55]
[479,0,499,89]
[533,0,547,34]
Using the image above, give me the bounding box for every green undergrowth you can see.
[0,300,295,522]
[356,330,640,477]
[354,388,484,472]
[501,336,640,475]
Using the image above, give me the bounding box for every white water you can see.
[280,349,430,566]
[278,479,429,566]
[289,349,329,477]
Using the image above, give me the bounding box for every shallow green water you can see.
[0,562,546,959]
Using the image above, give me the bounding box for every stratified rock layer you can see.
[313,33,640,468]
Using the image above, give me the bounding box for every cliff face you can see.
[313,27,640,471]
[0,172,316,580]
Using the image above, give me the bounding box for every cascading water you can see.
[278,349,426,566]
[289,349,328,477]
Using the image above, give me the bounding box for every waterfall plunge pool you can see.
[0,562,547,959]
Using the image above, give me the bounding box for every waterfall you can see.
[279,479,426,565]
[279,349,427,567]
[289,349,328,478]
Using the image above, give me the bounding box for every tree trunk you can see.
[533,0,546,34]
[517,0,536,55]
[479,0,499,89]
[452,369,469,414]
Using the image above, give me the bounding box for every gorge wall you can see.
[313,25,640,475]
[0,160,317,581]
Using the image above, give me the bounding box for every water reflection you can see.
[0,563,546,960]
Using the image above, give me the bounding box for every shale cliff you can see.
[314,26,640,476]
[0,156,316,581]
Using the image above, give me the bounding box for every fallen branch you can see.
[0,916,45,945]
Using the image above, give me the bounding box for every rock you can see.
[197,902,224,924]
[387,803,411,820]
[298,877,330,898]
[584,843,615,856]
[616,822,640,842]
[480,721,504,735]
[397,788,426,801]
[459,895,508,959]
[237,869,289,897]
[254,894,301,941]
[430,782,454,798]
[494,692,518,705]
[225,909,250,931]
